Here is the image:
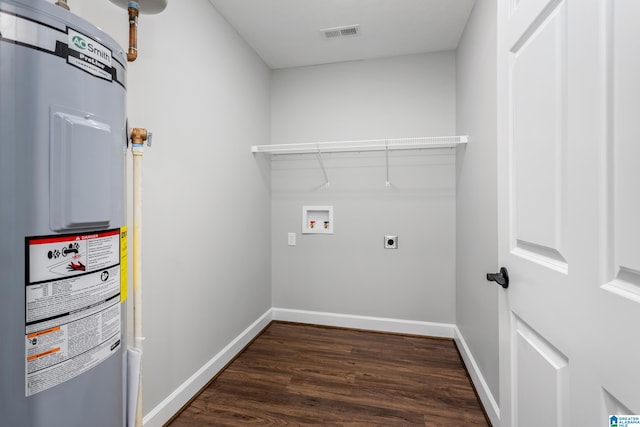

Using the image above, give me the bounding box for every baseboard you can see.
[142,309,273,427]
[454,326,500,426]
[271,307,456,338]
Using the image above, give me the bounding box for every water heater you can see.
[0,1,127,426]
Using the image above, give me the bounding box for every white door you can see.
[497,0,640,425]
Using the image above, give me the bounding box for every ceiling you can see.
[208,0,476,69]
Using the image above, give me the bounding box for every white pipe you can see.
[130,129,147,427]
[133,147,143,427]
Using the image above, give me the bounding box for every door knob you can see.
[486,267,509,289]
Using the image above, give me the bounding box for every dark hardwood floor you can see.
[168,322,490,426]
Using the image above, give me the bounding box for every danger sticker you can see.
[27,229,120,283]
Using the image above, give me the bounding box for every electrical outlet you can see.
[384,235,398,249]
[288,232,296,246]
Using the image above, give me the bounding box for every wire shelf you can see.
[251,135,468,154]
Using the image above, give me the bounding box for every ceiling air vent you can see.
[321,25,360,40]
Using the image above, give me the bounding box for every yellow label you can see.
[120,226,128,302]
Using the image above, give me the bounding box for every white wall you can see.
[272,52,456,143]
[271,53,458,323]
[455,0,500,409]
[67,0,272,420]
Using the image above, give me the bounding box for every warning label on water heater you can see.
[24,229,122,396]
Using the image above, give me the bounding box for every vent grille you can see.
[321,25,360,40]
[340,27,358,36]
[323,30,342,39]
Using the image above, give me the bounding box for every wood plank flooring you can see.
[168,322,489,426]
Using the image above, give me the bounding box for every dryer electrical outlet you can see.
[384,235,398,249]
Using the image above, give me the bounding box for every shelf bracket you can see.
[385,140,391,187]
[316,146,330,187]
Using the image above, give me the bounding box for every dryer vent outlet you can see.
[384,235,398,249]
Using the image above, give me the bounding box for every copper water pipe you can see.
[130,128,148,145]
[127,3,140,62]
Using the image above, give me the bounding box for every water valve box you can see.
[302,206,333,234]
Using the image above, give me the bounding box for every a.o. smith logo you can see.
[71,35,87,50]
[67,28,112,66]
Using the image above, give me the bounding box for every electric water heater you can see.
[0,1,128,425]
